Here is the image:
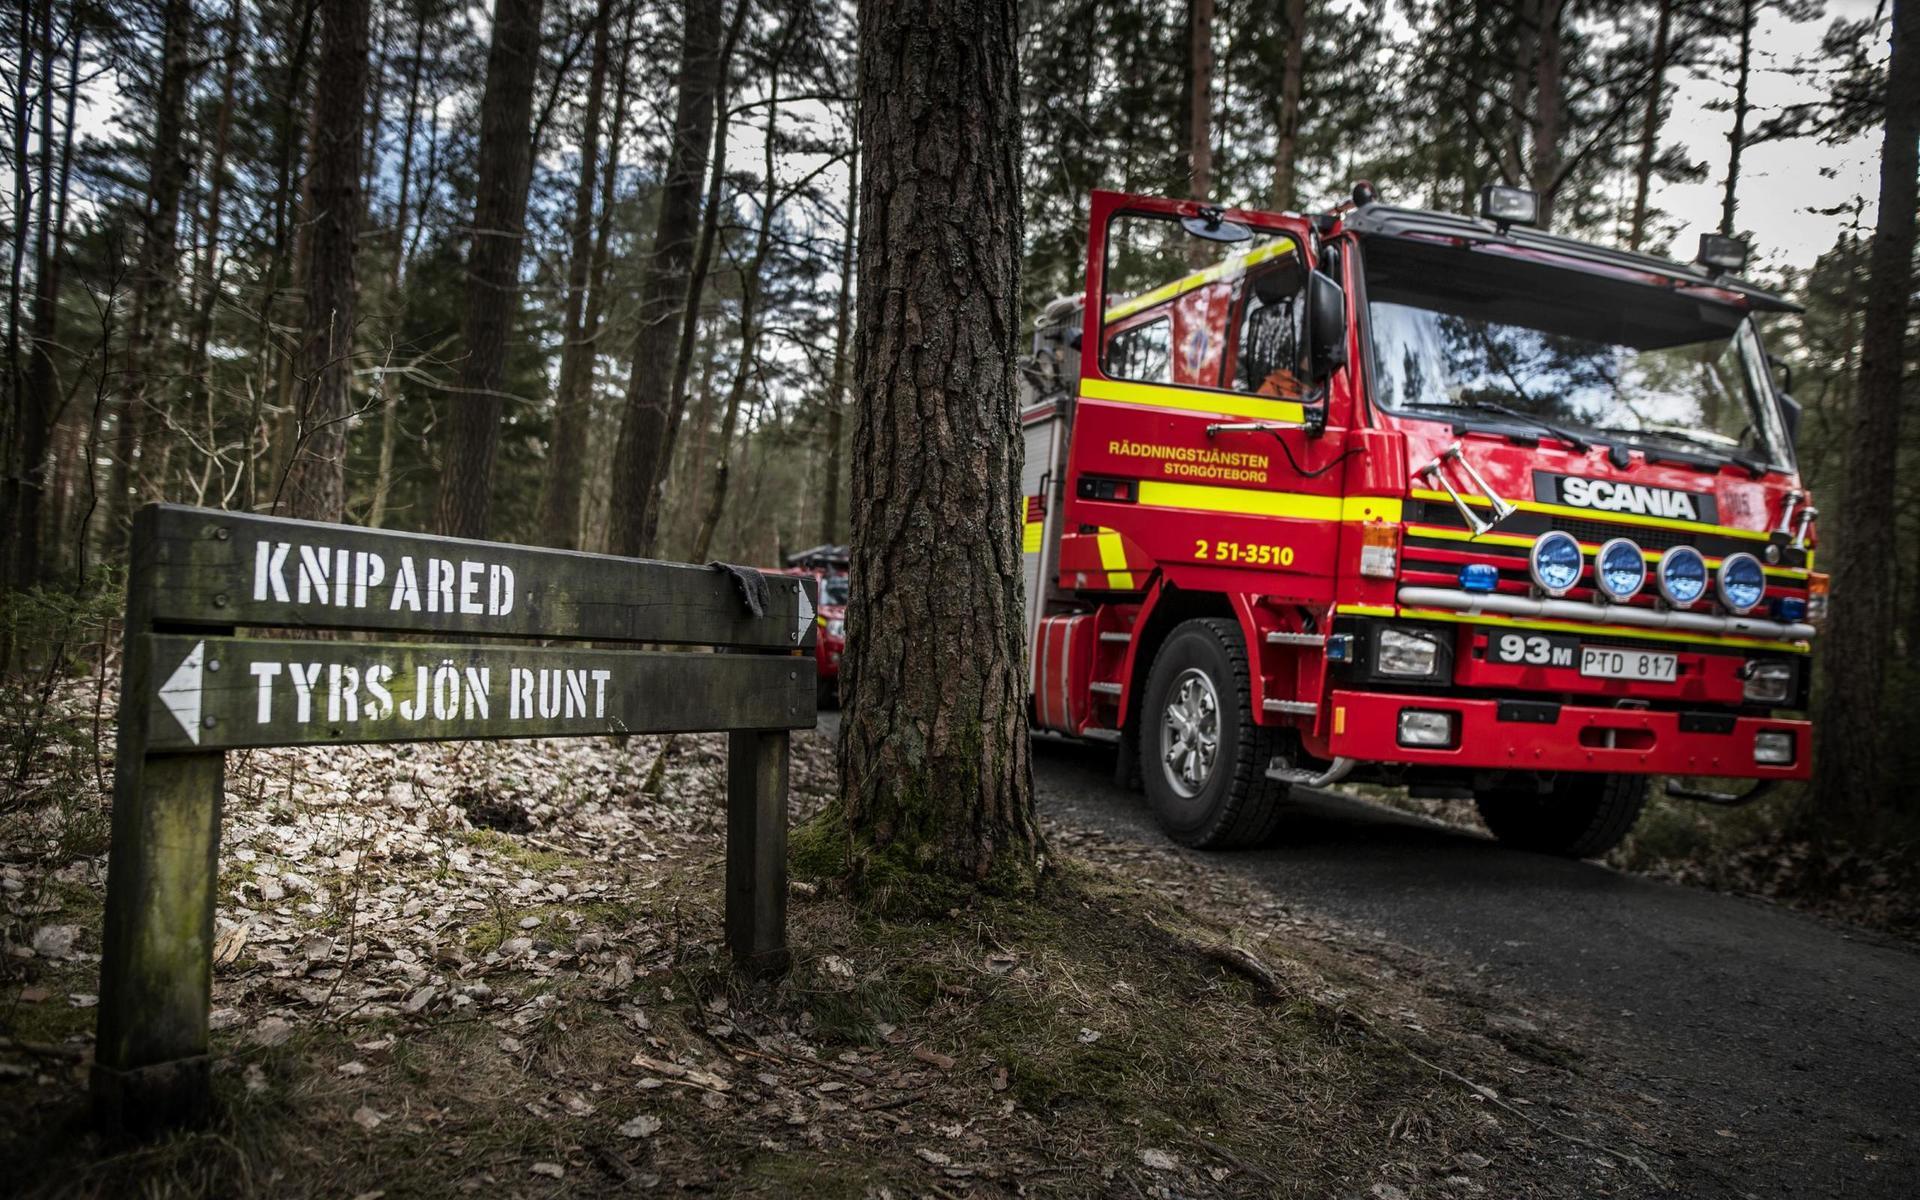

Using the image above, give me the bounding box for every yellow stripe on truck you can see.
[1102,237,1299,323]
[1409,487,1772,541]
[1095,529,1135,590]
[1135,480,1402,524]
[1022,520,1043,554]
[1080,377,1307,426]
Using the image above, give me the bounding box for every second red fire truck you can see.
[1020,187,1819,857]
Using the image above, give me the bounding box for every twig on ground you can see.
[1154,914,1671,1191]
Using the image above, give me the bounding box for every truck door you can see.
[1064,192,1359,610]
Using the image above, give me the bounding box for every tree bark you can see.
[607,0,724,557]
[1528,0,1566,227]
[4,0,59,588]
[106,0,195,541]
[367,3,428,530]
[689,13,788,563]
[1814,0,1917,823]
[835,0,1041,893]
[1627,0,1674,251]
[536,0,611,549]
[660,0,752,529]
[1720,0,1754,236]
[819,131,857,545]
[1188,0,1213,201]
[1272,0,1305,211]
[283,0,371,521]
[29,24,79,583]
[434,0,548,537]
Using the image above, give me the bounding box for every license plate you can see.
[1579,646,1677,682]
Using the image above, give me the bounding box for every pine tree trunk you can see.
[1272,0,1305,212]
[183,0,244,442]
[1720,0,1754,236]
[1528,0,1566,227]
[106,0,195,541]
[819,134,857,545]
[4,0,58,588]
[1188,0,1212,201]
[248,0,318,512]
[836,0,1041,893]
[661,0,752,512]
[536,0,611,549]
[284,0,371,522]
[1813,0,1917,823]
[607,0,723,557]
[28,24,78,584]
[367,5,428,530]
[434,0,548,537]
[690,23,785,563]
[1626,0,1673,251]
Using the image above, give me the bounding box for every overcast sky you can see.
[1655,0,1887,274]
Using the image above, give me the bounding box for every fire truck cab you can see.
[1020,188,1819,856]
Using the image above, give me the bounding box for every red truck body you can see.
[1021,190,1819,853]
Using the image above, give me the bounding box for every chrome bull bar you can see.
[1395,586,1816,642]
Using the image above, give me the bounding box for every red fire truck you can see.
[1020,187,1820,857]
[779,545,850,706]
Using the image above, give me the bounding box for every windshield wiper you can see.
[1407,401,1592,451]
[1620,427,1769,478]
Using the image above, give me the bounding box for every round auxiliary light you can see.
[1717,552,1767,614]
[1657,545,1709,608]
[1529,530,1583,597]
[1593,537,1647,602]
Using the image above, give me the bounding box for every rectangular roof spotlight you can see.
[1697,232,1750,274]
[1479,185,1539,228]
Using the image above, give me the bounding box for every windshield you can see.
[820,574,850,606]
[1362,238,1792,469]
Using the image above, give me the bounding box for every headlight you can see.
[826,618,845,638]
[1528,531,1583,596]
[1717,552,1766,614]
[1657,545,1709,607]
[1742,660,1793,704]
[1397,709,1456,747]
[1594,537,1646,602]
[1754,730,1795,765]
[1376,626,1444,678]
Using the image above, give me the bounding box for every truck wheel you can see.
[1474,773,1647,859]
[1138,618,1288,849]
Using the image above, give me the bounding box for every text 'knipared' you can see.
[253,540,517,616]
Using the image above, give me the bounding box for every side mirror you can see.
[1308,270,1348,381]
[1779,391,1802,446]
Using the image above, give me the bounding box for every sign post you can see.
[92,505,816,1132]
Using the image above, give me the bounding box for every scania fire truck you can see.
[1019,187,1820,857]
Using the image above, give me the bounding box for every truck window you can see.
[1108,317,1172,383]
[1100,210,1304,397]
[1235,261,1307,398]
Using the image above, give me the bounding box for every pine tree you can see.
[834,0,1042,894]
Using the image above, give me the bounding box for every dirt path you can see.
[1022,732,1920,1199]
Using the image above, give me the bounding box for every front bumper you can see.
[1324,688,1810,781]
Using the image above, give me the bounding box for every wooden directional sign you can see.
[142,635,812,750]
[131,504,816,649]
[95,505,817,1135]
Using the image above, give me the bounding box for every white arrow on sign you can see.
[158,639,205,746]
[795,580,815,643]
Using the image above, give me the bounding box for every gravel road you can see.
[1017,730,1919,1199]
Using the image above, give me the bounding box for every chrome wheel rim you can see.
[1159,668,1220,799]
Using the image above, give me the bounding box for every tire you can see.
[1138,618,1289,849]
[1474,773,1648,859]
[816,675,839,710]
